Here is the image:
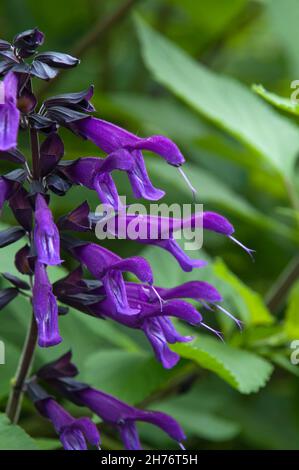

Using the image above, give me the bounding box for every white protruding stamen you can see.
[178,167,197,203]
[201,322,224,342]
[150,285,165,312]
[229,236,255,261]
[216,304,243,330]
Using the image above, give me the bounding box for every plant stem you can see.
[29,126,40,180]
[28,79,40,180]
[6,77,40,422]
[266,179,299,312]
[266,255,299,311]
[5,313,38,424]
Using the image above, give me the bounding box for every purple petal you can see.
[60,428,88,450]
[118,421,141,450]
[157,281,223,303]
[94,172,122,209]
[74,417,101,447]
[135,409,186,443]
[144,299,202,325]
[0,73,20,151]
[34,194,62,265]
[142,318,180,368]
[133,135,185,166]
[32,262,62,347]
[108,256,153,284]
[151,238,207,272]
[102,270,139,315]
[203,211,234,236]
[158,316,193,344]
[127,150,165,200]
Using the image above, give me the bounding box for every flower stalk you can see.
[5,313,38,423]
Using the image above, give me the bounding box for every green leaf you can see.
[267,0,299,76]
[135,15,299,178]
[83,349,185,404]
[35,438,61,450]
[253,84,299,116]
[107,92,208,142]
[0,414,37,450]
[284,280,299,340]
[151,391,240,441]
[172,334,274,393]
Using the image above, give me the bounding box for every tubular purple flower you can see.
[71,117,185,166]
[55,382,185,450]
[32,261,62,347]
[70,117,187,200]
[34,193,62,265]
[60,151,135,208]
[35,396,100,450]
[99,211,232,272]
[128,280,223,304]
[73,243,153,315]
[0,72,20,151]
[90,296,201,368]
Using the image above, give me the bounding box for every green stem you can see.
[5,314,38,424]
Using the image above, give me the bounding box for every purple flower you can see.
[34,194,62,265]
[0,72,20,151]
[90,287,202,368]
[70,117,185,201]
[52,380,185,450]
[98,210,235,272]
[32,261,62,347]
[73,242,153,315]
[34,395,100,450]
[60,151,135,209]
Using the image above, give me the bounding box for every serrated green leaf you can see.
[0,414,37,450]
[172,334,274,393]
[135,15,299,178]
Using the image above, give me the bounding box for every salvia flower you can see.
[95,210,235,272]
[72,242,153,315]
[72,386,185,450]
[38,370,185,451]
[34,193,62,266]
[32,261,62,347]
[0,72,20,151]
[0,27,250,450]
[70,117,186,201]
[60,152,135,209]
[28,382,100,450]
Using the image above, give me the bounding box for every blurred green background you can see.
[2,0,299,450]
